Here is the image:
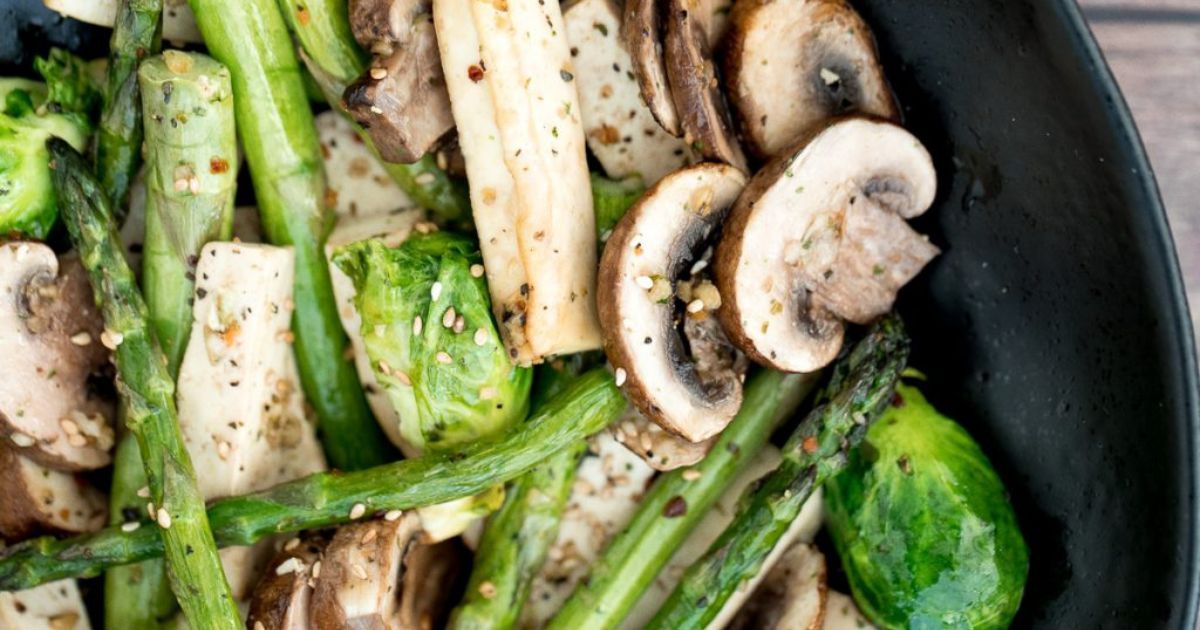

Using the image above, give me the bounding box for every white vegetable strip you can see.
[0,579,91,629]
[43,0,202,43]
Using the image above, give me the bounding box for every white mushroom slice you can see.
[177,242,327,501]
[724,0,898,159]
[0,579,90,630]
[0,444,106,539]
[624,445,825,628]
[247,534,329,630]
[0,243,114,471]
[564,0,691,184]
[728,543,828,630]
[435,0,603,364]
[823,590,876,630]
[522,432,656,627]
[44,0,201,43]
[598,163,747,442]
[623,0,682,136]
[715,117,938,372]
[664,0,747,170]
[609,406,713,470]
[316,110,416,219]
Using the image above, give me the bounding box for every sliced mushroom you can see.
[394,537,471,629]
[823,590,877,630]
[623,0,682,136]
[0,443,106,539]
[663,0,747,170]
[609,406,713,470]
[598,163,747,442]
[247,533,330,630]
[566,0,692,184]
[0,579,90,630]
[45,0,201,44]
[0,243,114,471]
[715,117,937,372]
[345,0,455,164]
[728,543,828,630]
[724,0,898,160]
[435,0,602,363]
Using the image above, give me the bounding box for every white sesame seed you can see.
[217,440,231,460]
[430,282,443,301]
[453,315,465,333]
[479,581,497,599]
[121,521,140,532]
[384,509,402,521]
[352,563,369,580]
[361,528,378,545]
[284,537,300,552]
[820,67,840,85]
[369,105,384,114]
[474,328,488,346]
[394,371,412,386]
[634,275,654,290]
[255,622,266,630]
[156,508,172,529]
[682,469,702,481]
[442,307,457,328]
[67,434,87,447]
[436,351,452,364]
[137,486,150,498]
[369,66,388,80]
[100,329,124,350]
[414,172,436,186]
[686,299,705,313]
[10,433,33,447]
[275,557,305,575]
[690,259,709,275]
[638,433,653,452]
[349,503,367,519]
[412,316,423,335]
[69,332,92,346]
[59,418,80,436]
[311,560,322,579]
[470,264,485,278]
[479,387,497,400]
[614,367,627,387]
[413,221,438,234]
[378,359,392,375]
[174,178,189,192]
[147,502,156,519]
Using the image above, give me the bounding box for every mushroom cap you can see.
[724,0,899,159]
[247,533,329,630]
[729,543,828,630]
[0,444,106,539]
[663,0,747,170]
[715,116,937,372]
[623,0,683,136]
[0,243,113,471]
[598,162,747,442]
[608,406,714,470]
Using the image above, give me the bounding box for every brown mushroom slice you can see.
[598,163,747,442]
[724,0,898,160]
[345,0,454,163]
[0,444,106,539]
[0,243,114,471]
[564,0,692,184]
[715,117,937,372]
[247,533,329,630]
[728,543,829,630]
[663,0,747,171]
[0,579,90,630]
[623,0,682,136]
[609,406,713,470]
[394,538,471,629]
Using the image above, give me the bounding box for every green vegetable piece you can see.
[591,173,644,239]
[34,48,102,125]
[824,380,1029,630]
[334,234,532,454]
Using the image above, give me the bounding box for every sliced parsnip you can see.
[435,0,602,364]
[564,0,691,184]
[0,445,106,539]
[44,0,202,43]
[0,579,90,630]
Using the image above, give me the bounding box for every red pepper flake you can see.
[663,496,687,518]
[802,436,818,454]
[468,65,485,82]
[296,6,311,25]
[892,391,905,407]
[209,156,230,174]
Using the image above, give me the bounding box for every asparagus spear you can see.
[47,138,241,630]
[187,0,393,470]
[546,369,819,630]
[647,315,910,628]
[273,0,471,223]
[0,368,624,589]
[94,0,163,213]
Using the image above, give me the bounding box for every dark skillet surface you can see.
[3,0,1199,627]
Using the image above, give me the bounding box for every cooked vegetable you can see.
[824,380,1028,629]
[0,368,624,588]
[598,162,748,442]
[94,0,163,212]
[188,0,393,470]
[47,137,241,629]
[45,0,202,43]
[0,444,107,539]
[333,234,533,455]
[0,56,96,238]
[546,369,817,630]
[591,173,646,240]
[724,0,898,160]
[623,0,681,136]
[435,0,603,363]
[0,579,90,630]
[727,543,828,630]
[0,244,114,471]
[246,532,328,629]
[824,590,877,630]
[715,117,937,373]
[608,407,714,471]
[647,314,908,629]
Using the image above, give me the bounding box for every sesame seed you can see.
[453,315,465,333]
[369,66,388,79]
[121,521,140,532]
[275,557,304,575]
[690,259,709,275]
[480,387,497,400]
[255,622,266,630]
[69,332,92,346]
[474,328,488,345]
[470,264,485,278]
[156,508,172,529]
[59,418,80,435]
[413,316,423,335]
[479,581,497,599]
[349,503,367,519]
[634,275,654,290]
[687,299,705,313]
[614,367,627,387]
[682,469,702,481]
[217,440,231,460]
[10,433,33,447]
[414,172,436,186]
[431,282,443,301]
[277,330,296,343]
[394,371,412,386]
[361,528,378,545]
[414,221,438,234]
[100,329,124,350]
[68,434,87,447]
[442,307,457,328]
[311,560,322,579]
[378,359,392,375]
[284,537,301,552]
[369,105,384,114]
[639,433,653,452]
[147,502,156,519]
[352,563,368,580]
[436,352,453,364]
[384,509,403,521]
[137,486,150,498]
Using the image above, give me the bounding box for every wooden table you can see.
[1082,0,1200,338]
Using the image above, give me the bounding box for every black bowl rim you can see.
[1057,1,1200,625]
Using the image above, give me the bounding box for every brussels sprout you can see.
[591,173,644,239]
[824,380,1028,630]
[0,50,98,239]
[334,233,533,454]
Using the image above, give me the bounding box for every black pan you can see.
[3,0,1199,627]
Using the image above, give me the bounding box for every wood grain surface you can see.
[1082,0,1200,337]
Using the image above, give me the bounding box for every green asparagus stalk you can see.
[274,0,471,223]
[0,368,624,590]
[188,0,394,470]
[546,369,819,630]
[94,0,163,213]
[449,358,596,630]
[647,315,910,629]
[47,138,240,630]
